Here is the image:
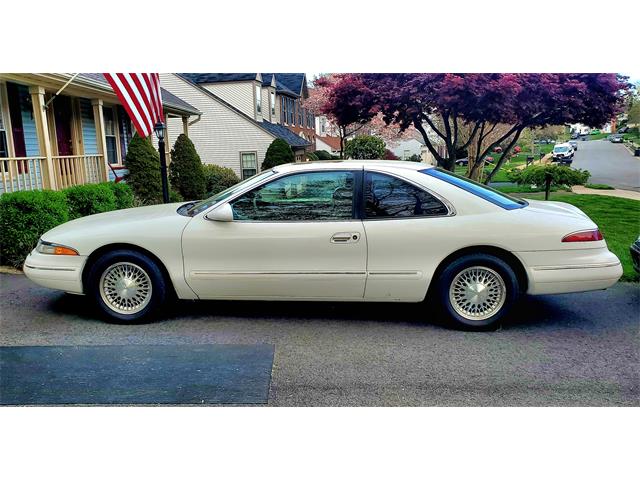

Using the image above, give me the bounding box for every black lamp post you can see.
[154,121,169,203]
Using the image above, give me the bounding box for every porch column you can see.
[91,99,110,182]
[164,113,171,166]
[29,86,56,190]
[182,116,189,136]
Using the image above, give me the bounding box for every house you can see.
[388,135,439,165]
[0,73,199,194]
[159,73,311,179]
[316,135,341,156]
[180,73,316,146]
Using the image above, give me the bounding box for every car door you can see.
[361,170,454,301]
[181,168,367,300]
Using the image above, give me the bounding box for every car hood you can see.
[42,202,192,254]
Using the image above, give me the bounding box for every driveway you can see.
[1,273,638,406]
[572,139,640,191]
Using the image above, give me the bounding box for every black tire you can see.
[435,253,519,331]
[86,249,168,324]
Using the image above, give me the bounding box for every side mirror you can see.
[205,203,234,222]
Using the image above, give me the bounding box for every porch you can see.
[0,74,199,195]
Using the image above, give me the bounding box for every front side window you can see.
[231,170,355,221]
[365,172,449,218]
[240,152,257,179]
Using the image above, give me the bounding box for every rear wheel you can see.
[435,253,519,331]
[87,249,167,324]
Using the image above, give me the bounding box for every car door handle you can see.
[331,232,360,244]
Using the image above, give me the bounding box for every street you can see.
[572,139,640,191]
[1,273,638,406]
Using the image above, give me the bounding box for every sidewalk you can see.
[571,185,640,200]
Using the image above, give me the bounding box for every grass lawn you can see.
[514,192,640,282]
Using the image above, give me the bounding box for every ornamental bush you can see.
[344,135,385,159]
[124,134,163,204]
[65,183,117,219]
[0,190,68,268]
[314,150,335,160]
[262,138,294,169]
[512,164,591,188]
[169,134,206,200]
[203,164,240,196]
[107,182,135,210]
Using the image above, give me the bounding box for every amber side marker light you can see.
[37,241,79,256]
[562,229,604,242]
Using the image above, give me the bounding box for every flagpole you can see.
[154,122,170,203]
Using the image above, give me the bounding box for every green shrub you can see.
[344,135,386,159]
[514,164,591,188]
[124,134,163,204]
[306,151,319,161]
[314,150,334,160]
[169,189,184,203]
[0,190,68,268]
[65,183,117,219]
[169,134,206,200]
[203,164,240,196]
[262,138,294,169]
[106,182,134,210]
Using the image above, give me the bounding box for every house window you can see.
[118,105,132,161]
[103,107,118,164]
[289,98,294,125]
[240,152,257,179]
[255,84,261,115]
[270,91,276,117]
[298,104,303,126]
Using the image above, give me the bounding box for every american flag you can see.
[103,73,164,138]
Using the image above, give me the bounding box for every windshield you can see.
[554,146,569,153]
[421,168,527,210]
[185,170,276,216]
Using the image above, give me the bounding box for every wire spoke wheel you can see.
[448,266,507,321]
[99,262,153,315]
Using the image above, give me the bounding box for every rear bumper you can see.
[518,249,623,295]
[23,250,86,294]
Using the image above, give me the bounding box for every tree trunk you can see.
[484,128,525,184]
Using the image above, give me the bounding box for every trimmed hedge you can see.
[169,134,207,200]
[262,138,294,169]
[0,182,134,268]
[0,190,69,268]
[65,183,117,219]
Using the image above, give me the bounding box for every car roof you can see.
[272,160,434,173]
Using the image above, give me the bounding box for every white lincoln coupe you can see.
[24,161,622,330]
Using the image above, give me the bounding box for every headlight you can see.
[36,239,79,256]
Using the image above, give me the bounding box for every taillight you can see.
[562,229,603,242]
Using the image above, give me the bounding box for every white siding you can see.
[201,81,255,119]
[159,73,276,177]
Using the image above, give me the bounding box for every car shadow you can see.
[45,289,602,332]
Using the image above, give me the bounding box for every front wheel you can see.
[435,254,519,331]
[87,249,168,324]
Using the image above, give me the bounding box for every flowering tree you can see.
[361,73,629,182]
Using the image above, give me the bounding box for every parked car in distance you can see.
[455,158,469,167]
[570,132,579,139]
[23,161,622,331]
[552,143,575,164]
[617,126,629,134]
[610,134,624,143]
[631,237,640,274]
[568,140,578,151]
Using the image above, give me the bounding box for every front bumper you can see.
[517,248,623,295]
[23,250,87,294]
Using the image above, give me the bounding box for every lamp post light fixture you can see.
[154,121,170,203]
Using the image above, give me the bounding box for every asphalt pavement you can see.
[572,138,640,191]
[0,273,638,406]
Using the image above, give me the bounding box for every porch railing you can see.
[53,155,104,189]
[0,154,105,194]
[0,157,46,194]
